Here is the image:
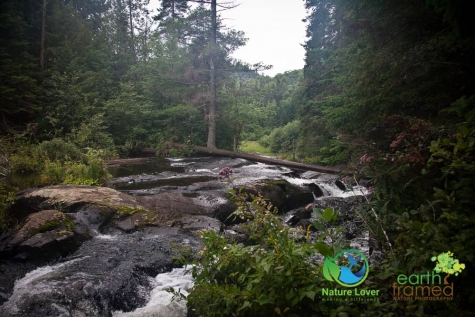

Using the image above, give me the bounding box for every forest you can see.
[1,0,475,315]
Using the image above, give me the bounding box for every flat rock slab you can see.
[10,185,144,220]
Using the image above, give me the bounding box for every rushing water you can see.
[112,267,194,317]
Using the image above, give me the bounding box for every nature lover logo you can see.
[321,249,379,301]
[392,251,466,301]
[323,249,369,287]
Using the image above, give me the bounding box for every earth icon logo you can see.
[323,249,369,287]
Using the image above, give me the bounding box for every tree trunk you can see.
[140,144,345,174]
[233,124,242,152]
[40,0,46,69]
[128,0,136,59]
[206,0,217,148]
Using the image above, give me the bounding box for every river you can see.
[0,155,371,317]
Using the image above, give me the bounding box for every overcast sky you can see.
[148,0,308,77]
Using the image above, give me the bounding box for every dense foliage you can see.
[173,192,372,317]
[296,0,475,315]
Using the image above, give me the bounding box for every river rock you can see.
[0,228,201,317]
[10,185,145,221]
[0,210,85,263]
[235,180,313,213]
[170,215,223,233]
[136,193,207,219]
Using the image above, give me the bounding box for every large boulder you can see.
[0,209,86,262]
[9,185,145,221]
[1,186,150,263]
[136,193,207,220]
[234,180,314,213]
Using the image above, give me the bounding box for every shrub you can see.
[267,121,301,156]
[8,139,110,186]
[37,138,84,162]
[40,149,110,186]
[172,190,366,317]
[0,182,17,232]
[68,114,118,159]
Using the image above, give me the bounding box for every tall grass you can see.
[239,141,274,156]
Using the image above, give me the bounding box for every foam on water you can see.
[166,158,185,162]
[95,234,117,240]
[170,162,194,167]
[192,169,215,174]
[112,267,194,317]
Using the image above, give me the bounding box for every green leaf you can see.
[237,300,251,312]
[322,207,335,222]
[315,242,332,257]
[313,208,326,221]
[312,221,326,232]
[323,258,339,282]
[291,295,299,307]
[459,125,470,137]
[412,221,423,231]
[306,291,316,301]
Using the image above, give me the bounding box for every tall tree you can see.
[155,0,189,22]
[40,0,47,69]
[0,0,41,133]
[207,0,217,147]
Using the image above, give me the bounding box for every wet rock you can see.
[116,213,151,232]
[236,182,285,211]
[300,171,321,179]
[191,194,237,224]
[171,215,223,233]
[311,196,367,240]
[71,204,118,235]
[192,158,249,171]
[281,182,314,211]
[285,207,312,226]
[312,196,365,224]
[187,180,227,191]
[0,210,86,263]
[0,262,37,306]
[236,180,313,213]
[335,180,347,191]
[10,185,144,221]
[223,225,249,243]
[136,193,207,221]
[0,228,201,317]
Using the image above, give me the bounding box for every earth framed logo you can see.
[323,249,369,287]
[392,251,465,301]
[321,249,379,302]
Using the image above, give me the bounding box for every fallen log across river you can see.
[139,143,345,175]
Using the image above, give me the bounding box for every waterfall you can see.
[112,267,194,317]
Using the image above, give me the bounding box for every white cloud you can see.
[221,0,308,76]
